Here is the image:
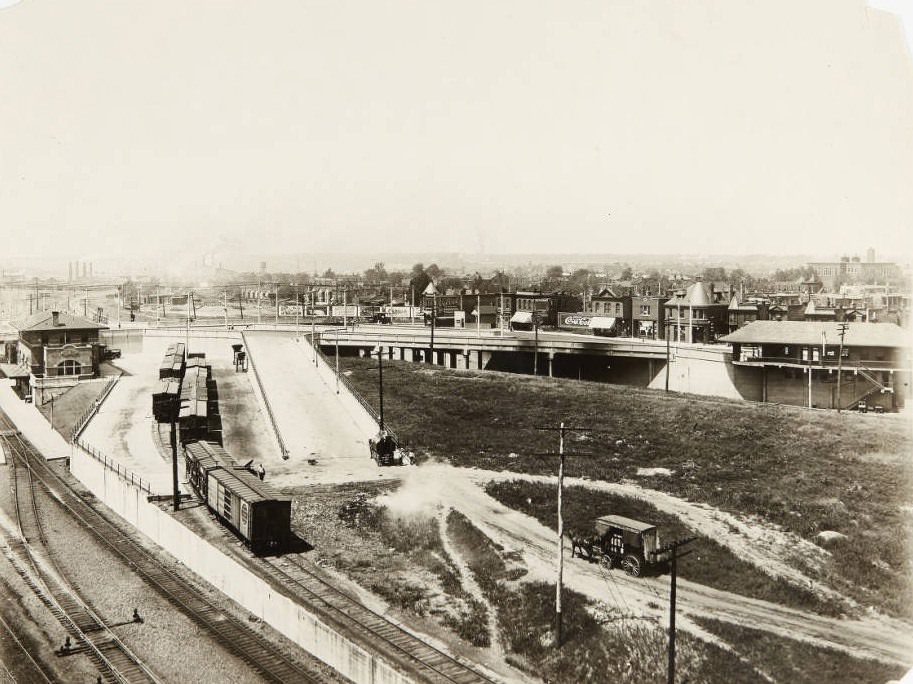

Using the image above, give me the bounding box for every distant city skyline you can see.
[2,1,912,266]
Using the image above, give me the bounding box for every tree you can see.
[409,263,431,299]
[619,265,633,281]
[364,262,388,283]
[702,267,727,282]
[322,268,336,279]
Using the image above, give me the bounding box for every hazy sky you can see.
[2,0,912,271]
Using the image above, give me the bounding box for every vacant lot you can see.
[338,357,912,619]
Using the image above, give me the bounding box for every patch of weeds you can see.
[693,616,908,684]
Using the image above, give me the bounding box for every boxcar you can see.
[159,343,186,380]
[152,378,182,422]
[184,440,237,500]
[205,467,291,555]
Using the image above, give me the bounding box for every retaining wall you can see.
[69,442,412,684]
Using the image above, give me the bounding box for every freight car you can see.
[152,378,181,422]
[159,343,186,380]
[184,440,290,554]
[178,357,221,444]
[569,515,670,577]
[184,440,246,500]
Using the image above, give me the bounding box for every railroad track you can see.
[0,409,327,684]
[0,603,55,683]
[261,553,501,684]
[5,430,162,683]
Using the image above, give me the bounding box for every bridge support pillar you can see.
[548,352,555,378]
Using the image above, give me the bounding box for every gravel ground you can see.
[0,454,345,683]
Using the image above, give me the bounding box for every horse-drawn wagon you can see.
[569,514,670,577]
[368,432,414,466]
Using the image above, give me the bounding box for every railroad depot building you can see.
[721,321,911,411]
[10,310,108,404]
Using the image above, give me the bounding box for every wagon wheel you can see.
[600,554,613,570]
[621,554,642,577]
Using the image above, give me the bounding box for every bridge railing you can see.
[70,373,122,442]
[241,331,290,460]
[311,334,399,445]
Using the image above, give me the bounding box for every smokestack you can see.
[82,262,87,278]
[89,262,93,277]
[52,311,60,326]
[68,262,72,282]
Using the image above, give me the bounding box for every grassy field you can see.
[338,356,913,619]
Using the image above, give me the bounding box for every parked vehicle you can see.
[569,514,670,576]
[184,440,290,555]
[368,432,413,466]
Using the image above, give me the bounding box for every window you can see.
[57,359,80,376]
[640,305,650,315]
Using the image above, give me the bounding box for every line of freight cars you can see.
[151,343,222,445]
[184,440,291,554]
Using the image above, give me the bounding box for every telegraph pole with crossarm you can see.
[657,535,697,684]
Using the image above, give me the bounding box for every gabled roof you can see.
[720,321,911,348]
[423,282,439,296]
[11,311,107,332]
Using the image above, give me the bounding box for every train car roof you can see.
[184,440,236,467]
[594,515,656,533]
[208,466,290,503]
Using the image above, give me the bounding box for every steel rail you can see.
[261,554,500,684]
[5,434,162,683]
[1,416,324,684]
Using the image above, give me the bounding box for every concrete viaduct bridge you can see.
[317,326,732,390]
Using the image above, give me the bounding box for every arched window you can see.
[57,359,80,376]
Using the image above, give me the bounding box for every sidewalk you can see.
[0,380,71,460]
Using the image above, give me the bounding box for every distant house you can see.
[589,288,631,336]
[11,310,108,404]
[727,295,769,333]
[721,321,910,411]
[663,281,730,344]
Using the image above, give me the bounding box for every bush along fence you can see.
[312,334,400,445]
[73,439,154,495]
[70,373,122,442]
[240,331,290,460]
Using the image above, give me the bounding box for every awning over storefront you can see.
[589,317,616,330]
[510,311,533,324]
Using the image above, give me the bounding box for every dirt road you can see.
[387,464,912,666]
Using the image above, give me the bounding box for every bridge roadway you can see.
[317,324,729,367]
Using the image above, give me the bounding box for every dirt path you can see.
[479,470,847,605]
[437,507,504,660]
[390,464,912,666]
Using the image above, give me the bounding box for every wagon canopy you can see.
[594,515,656,535]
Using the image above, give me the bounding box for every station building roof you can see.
[720,321,910,348]
[12,311,107,332]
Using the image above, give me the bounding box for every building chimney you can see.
[52,311,60,326]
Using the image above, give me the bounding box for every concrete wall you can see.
[647,345,742,399]
[70,442,413,684]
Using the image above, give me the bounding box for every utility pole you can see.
[657,536,697,684]
[274,282,279,324]
[429,293,436,364]
[837,322,849,413]
[665,321,671,392]
[312,293,317,366]
[533,311,539,376]
[535,422,591,648]
[372,345,385,431]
